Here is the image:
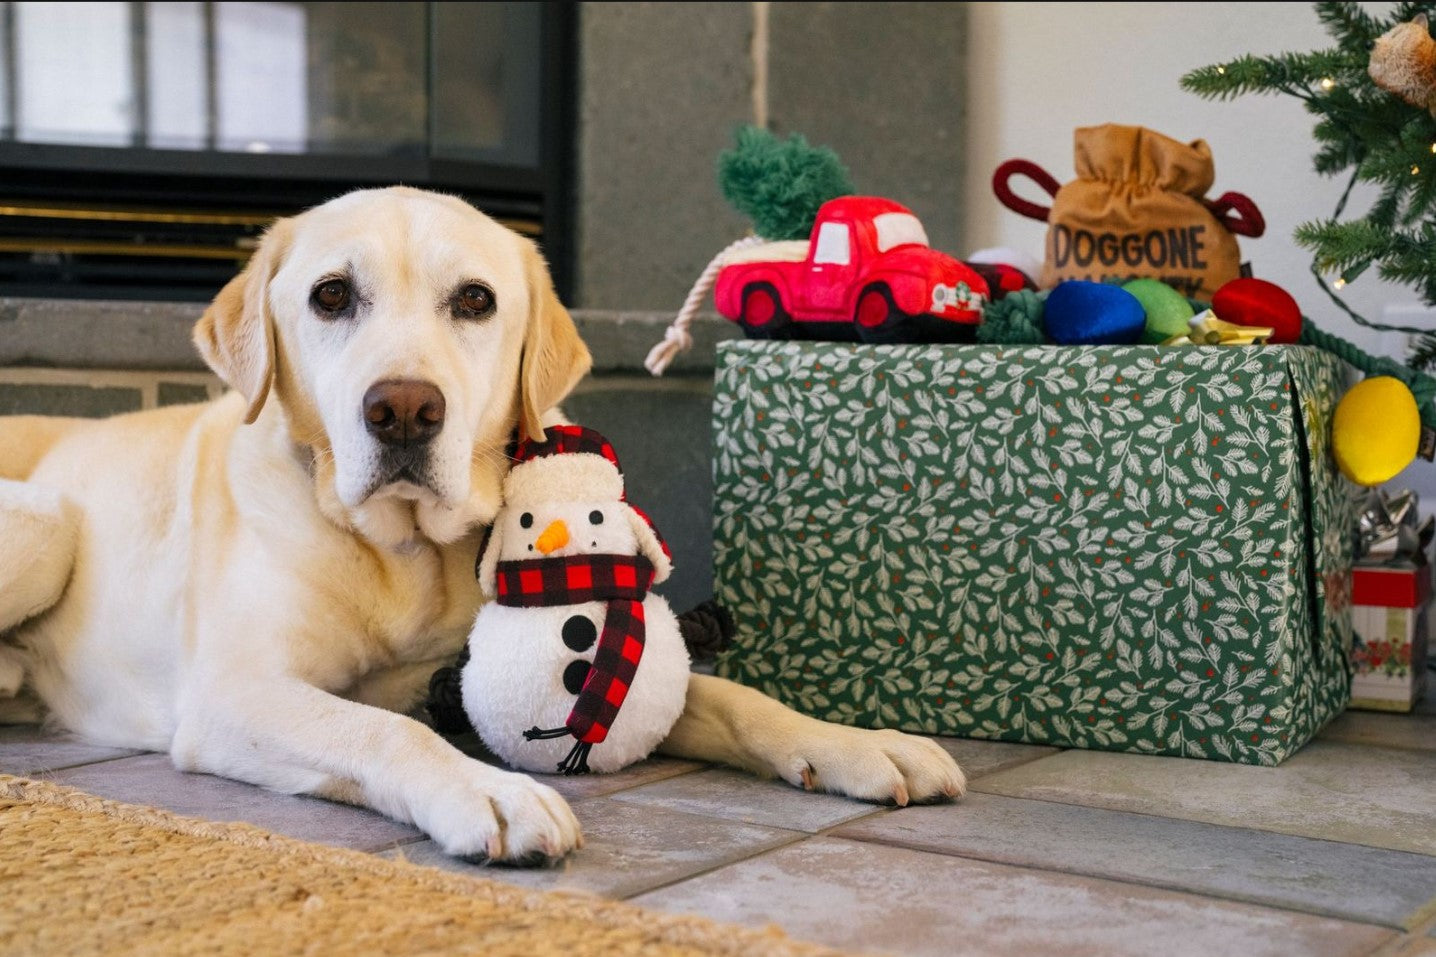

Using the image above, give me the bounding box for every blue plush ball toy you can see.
[1043,280,1147,345]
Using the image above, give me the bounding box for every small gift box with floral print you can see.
[1351,563,1431,712]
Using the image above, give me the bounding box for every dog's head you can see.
[193,186,591,548]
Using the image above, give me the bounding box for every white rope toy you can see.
[644,235,766,376]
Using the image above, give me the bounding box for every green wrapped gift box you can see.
[712,340,1357,765]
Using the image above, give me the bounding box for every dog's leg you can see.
[0,687,43,724]
[172,675,582,862]
[0,480,77,638]
[658,673,967,805]
[0,646,26,698]
[345,659,454,714]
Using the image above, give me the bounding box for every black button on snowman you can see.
[460,425,690,775]
[562,615,598,653]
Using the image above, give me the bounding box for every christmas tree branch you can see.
[1184,2,1436,349]
[1180,51,1357,101]
[1315,0,1383,46]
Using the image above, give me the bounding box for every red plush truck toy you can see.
[713,196,990,343]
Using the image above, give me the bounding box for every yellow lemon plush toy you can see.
[1332,376,1421,486]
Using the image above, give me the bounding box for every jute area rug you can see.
[0,774,847,957]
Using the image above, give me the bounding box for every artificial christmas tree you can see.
[1183,2,1436,370]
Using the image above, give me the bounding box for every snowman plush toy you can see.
[460,425,691,775]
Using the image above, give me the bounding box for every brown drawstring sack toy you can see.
[994,124,1265,300]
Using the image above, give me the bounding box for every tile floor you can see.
[4,683,1434,957]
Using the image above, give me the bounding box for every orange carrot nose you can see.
[534,519,570,555]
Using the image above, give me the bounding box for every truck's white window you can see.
[813,222,851,265]
[874,213,929,252]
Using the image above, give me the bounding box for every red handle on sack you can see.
[992,159,1061,223]
[996,157,1265,238]
[1204,191,1266,238]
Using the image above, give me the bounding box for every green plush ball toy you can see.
[1122,278,1195,344]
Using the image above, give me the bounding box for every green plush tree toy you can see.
[717,125,855,241]
[1182,1,1436,369]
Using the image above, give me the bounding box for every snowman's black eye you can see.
[589,510,604,525]
[520,512,533,529]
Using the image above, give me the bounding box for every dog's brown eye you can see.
[454,283,495,319]
[312,278,351,315]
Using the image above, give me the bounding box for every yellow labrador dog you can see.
[0,187,964,862]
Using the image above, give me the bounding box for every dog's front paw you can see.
[778,725,966,807]
[415,763,582,864]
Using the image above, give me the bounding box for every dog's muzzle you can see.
[357,378,449,499]
[354,442,446,504]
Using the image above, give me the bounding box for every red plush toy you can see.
[1211,277,1303,344]
[712,196,990,344]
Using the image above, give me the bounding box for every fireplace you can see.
[0,1,575,301]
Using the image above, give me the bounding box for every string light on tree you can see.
[1320,76,1336,90]
[1329,257,1373,292]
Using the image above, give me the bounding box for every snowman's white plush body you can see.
[461,597,690,773]
[457,445,692,775]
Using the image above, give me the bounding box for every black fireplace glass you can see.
[0,1,571,300]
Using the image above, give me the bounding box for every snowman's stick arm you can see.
[523,725,574,741]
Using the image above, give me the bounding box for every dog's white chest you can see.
[460,597,690,774]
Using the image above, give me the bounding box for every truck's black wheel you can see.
[739,282,792,339]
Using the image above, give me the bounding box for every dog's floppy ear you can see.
[475,522,505,599]
[194,218,292,424]
[518,241,591,443]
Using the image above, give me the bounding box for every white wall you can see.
[964,1,1420,349]
[964,1,1435,501]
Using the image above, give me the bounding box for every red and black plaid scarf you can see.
[496,554,655,763]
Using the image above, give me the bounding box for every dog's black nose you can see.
[363,379,446,447]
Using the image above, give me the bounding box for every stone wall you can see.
[0,299,222,416]
[0,367,220,417]
[0,298,734,613]
[574,1,969,311]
